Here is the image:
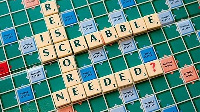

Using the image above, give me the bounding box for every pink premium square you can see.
[160,56,178,73]
[24,0,39,8]
[180,66,199,83]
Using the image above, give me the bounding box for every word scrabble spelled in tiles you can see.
[70,36,88,54]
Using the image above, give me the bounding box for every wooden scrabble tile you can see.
[50,26,68,43]
[34,31,52,48]
[180,66,199,83]
[115,22,133,39]
[83,79,102,97]
[145,60,163,78]
[58,106,73,112]
[62,70,81,88]
[129,18,147,35]
[70,36,88,54]
[54,40,72,58]
[41,1,58,16]
[52,89,71,107]
[68,84,86,102]
[38,45,57,63]
[143,13,161,31]
[160,56,178,73]
[129,64,148,83]
[44,14,62,30]
[85,31,103,49]
[100,27,119,45]
[99,74,117,93]
[114,69,133,88]
[58,56,77,73]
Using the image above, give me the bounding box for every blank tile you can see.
[38,45,57,63]
[115,22,133,39]
[54,40,72,58]
[52,89,71,107]
[145,60,163,78]
[62,70,81,88]
[70,36,88,54]
[68,84,86,102]
[99,74,117,93]
[100,27,119,44]
[85,31,103,49]
[143,13,161,31]
[129,64,148,83]
[41,1,59,16]
[50,26,68,43]
[129,18,147,35]
[180,65,199,83]
[160,56,178,73]
[58,56,77,73]
[83,79,102,97]
[44,14,62,30]
[34,31,52,48]
[114,69,133,88]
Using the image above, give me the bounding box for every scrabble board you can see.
[0,0,200,112]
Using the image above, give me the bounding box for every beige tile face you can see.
[99,74,117,93]
[145,60,163,78]
[100,27,119,45]
[129,18,147,35]
[83,79,102,97]
[115,22,133,39]
[62,70,81,88]
[52,89,71,107]
[55,40,72,58]
[114,69,133,88]
[50,26,68,43]
[44,14,62,30]
[143,13,161,30]
[58,56,77,73]
[41,1,58,16]
[38,45,57,63]
[85,32,103,49]
[68,84,86,102]
[130,64,148,83]
[34,31,52,48]
[70,36,88,54]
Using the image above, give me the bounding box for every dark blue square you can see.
[120,0,135,8]
[1,29,17,44]
[140,47,157,63]
[80,66,97,82]
[163,106,178,112]
[61,11,77,26]
[17,86,34,103]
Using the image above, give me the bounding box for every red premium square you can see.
[58,106,73,112]
[160,56,178,73]
[24,0,39,8]
[0,62,10,78]
[180,66,199,83]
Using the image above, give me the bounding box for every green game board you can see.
[0,0,200,112]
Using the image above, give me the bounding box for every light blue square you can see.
[80,66,97,82]
[163,106,178,112]
[140,47,157,63]
[28,66,46,83]
[120,86,138,103]
[120,0,135,8]
[17,86,34,103]
[159,11,174,26]
[61,10,77,26]
[141,95,159,112]
[120,38,136,53]
[110,105,126,112]
[80,19,97,35]
[177,20,194,35]
[109,11,126,26]
[167,0,183,8]
[90,48,107,63]
[20,38,37,54]
[1,29,17,44]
